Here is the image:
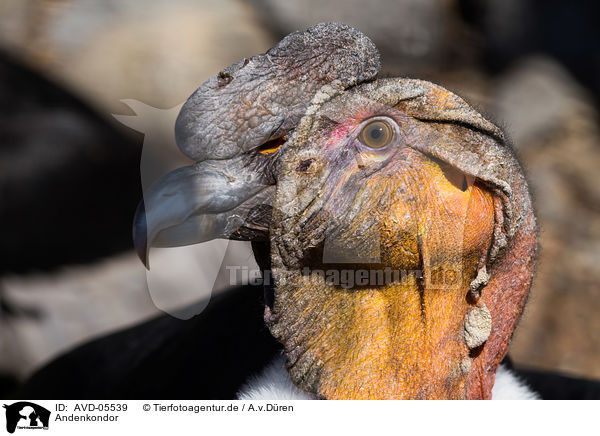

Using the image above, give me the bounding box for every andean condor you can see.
[19,23,600,400]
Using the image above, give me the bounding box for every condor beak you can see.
[133,157,274,269]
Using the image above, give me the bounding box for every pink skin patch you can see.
[323,109,378,149]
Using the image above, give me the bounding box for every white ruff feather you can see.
[237,356,315,400]
[492,365,540,400]
[237,356,540,400]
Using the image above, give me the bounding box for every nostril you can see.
[296,159,313,172]
[217,71,233,87]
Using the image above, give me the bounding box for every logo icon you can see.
[3,402,50,434]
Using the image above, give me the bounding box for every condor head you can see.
[133,23,536,399]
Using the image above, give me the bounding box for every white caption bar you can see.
[1,400,597,436]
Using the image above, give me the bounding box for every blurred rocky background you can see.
[0,0,598,396]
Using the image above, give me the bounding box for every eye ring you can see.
[358,119,394,149]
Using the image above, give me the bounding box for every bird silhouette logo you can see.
[113,100,253,320]
[3,402,50,434]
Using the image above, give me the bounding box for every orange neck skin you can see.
[268,152,497,399]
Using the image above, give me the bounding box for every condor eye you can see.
[358,120,393,149]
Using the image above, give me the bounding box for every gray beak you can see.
[133,158,274,268]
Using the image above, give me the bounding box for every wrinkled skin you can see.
[267,79,535,398]
[134,23,537,399]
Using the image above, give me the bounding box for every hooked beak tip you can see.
[133,199,150,270]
